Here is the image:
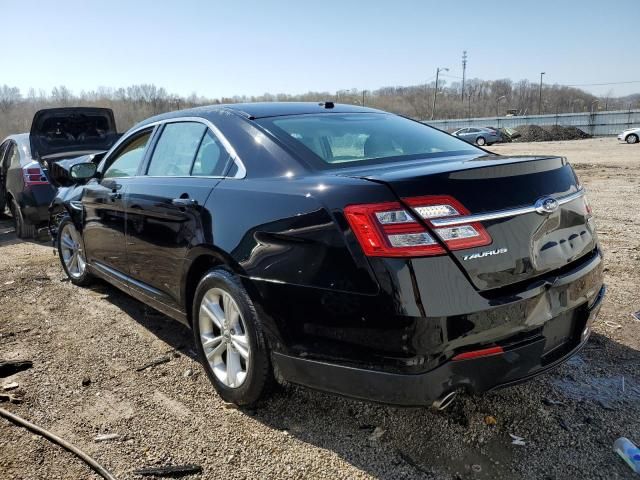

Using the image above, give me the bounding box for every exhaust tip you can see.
[432,391,457,411]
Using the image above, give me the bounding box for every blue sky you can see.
[1,0,638,98]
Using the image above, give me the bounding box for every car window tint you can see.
[103,131,151,178]
[191,130,230,176]
[147,122,206,177]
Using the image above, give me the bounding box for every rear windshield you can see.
[256,113,480,169]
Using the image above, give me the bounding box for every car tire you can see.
[626,134,639,144]
[192,268,273,406]
[57,218,93,286]
[9,198,36,239]
[476,136,487,146]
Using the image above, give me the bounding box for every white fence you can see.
[424,109,640,136]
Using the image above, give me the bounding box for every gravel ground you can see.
[1,137,639,480]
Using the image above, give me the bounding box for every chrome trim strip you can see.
[69,201,83,210]
[430,189,586,227]
[99,116,247,179]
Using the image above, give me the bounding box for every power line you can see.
[565,80,640,87]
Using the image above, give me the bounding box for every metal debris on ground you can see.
[132,464,203,477]
[94,433,120,442]
[604,320,622,329]
[0,360,33,377]
[542,398,565,407]
[368,426,386,441]
[0,393,23,404]
[632,311,640,322]
[135,356,171,372]
[2,382,19,391]
[510,434,526,446]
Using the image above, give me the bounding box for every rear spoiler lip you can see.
[430,188,585,227]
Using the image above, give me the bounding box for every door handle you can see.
[171,198,198,207]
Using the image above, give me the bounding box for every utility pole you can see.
[431,67,449,120]
[496,95,506,117]
[538,72,545,115]
[461,51,467,102]
[362,90,366,106]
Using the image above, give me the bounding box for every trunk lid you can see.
[29,107,118,163]
[339,154,597,291]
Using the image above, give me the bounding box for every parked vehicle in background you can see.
[0,108,118,238]
[50,102,605,409]
[618,127,640,144]
[452,126,501,146]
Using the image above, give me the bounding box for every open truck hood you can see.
[29,107,118,161]
[337,153,597,291]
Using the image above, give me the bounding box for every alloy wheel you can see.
[198,288,250,388]
[60,223,86,278]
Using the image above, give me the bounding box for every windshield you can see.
[256,113,480,169]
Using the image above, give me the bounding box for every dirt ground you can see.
[1,137,639,480]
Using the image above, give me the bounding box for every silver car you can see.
[452,127,501,146]
[618,127,640,144]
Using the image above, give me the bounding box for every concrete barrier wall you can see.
[424,109,640,136]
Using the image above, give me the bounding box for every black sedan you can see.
[50,102,605,409]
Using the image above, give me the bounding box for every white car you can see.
[618,127,640,144]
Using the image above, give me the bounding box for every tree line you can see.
[1,79,638,139]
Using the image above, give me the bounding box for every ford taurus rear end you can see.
[248,108,605,408]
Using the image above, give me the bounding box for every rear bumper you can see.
[16,185,56,226]
[22,203,51,226]
[273,284,606,406]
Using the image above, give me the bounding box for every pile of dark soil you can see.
[514,124,591,142]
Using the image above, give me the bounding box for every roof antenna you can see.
[319,101,334,109]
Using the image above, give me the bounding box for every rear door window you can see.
[147,122,206,177]
[191,130,231,177]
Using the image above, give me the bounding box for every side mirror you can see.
[70,162,97,181]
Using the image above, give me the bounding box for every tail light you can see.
[344,195,492,257]
[23,162,49,186]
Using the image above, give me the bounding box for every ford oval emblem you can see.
[534,196,559,215]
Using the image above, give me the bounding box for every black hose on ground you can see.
[0,407,117,480]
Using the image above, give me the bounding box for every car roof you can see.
[133,102,386,130]
[1,133,30,146]
[222,102,383,119]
